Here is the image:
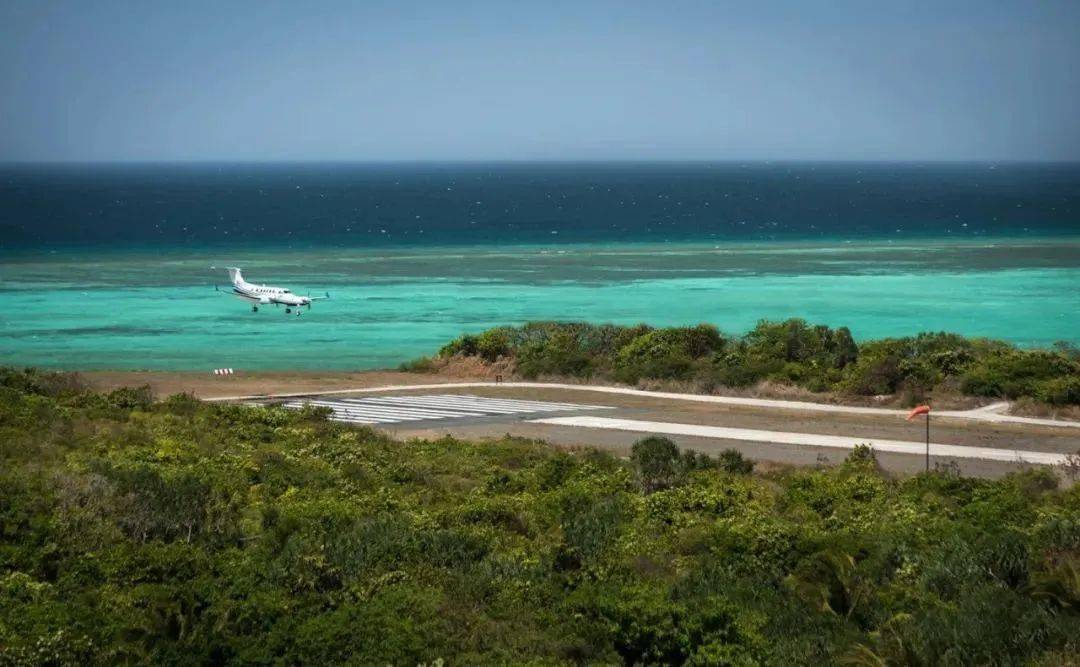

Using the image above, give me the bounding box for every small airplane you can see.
[216,267,329,315]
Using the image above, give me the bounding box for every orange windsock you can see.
[906,405,931,420]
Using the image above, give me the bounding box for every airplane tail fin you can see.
[225,267,243,285]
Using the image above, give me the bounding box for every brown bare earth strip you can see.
[80,370,459,399]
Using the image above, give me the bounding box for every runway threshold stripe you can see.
[280,394,611,425]
[319,399,481,414]
[527,416,1068,466]
[288,399,485,419]
[358,395,538,409]
[287,406,401,423]
[424,394,608,409]
[366,394,606,411]
[285,400,491,422]
[329,416,384,425]
[351,397,570,413]
[359,397,541,414]
[283,403,409,423]
[301,408,410,422]
[335,397,492,414]
[314,411,395,424]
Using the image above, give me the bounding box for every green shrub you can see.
[745,318,857,369]
[592,588,751,666]
[1033,376,1080,406]
[398,356,437,373]
[962,350,1078,400]
[438,334,479,357]
[0,366,1078,664]
[159,392,201,416]
[516,330,592,378]
[558,492,630,564]
[716,449,755,475]
[680,449,718,474]
[845,444,876,466]
[0,367,88,397]
[631,436,682,493]
[475,327,513,362]
[705,347,779,388]
[106,385,154,410]
[427,321,1080,406]
[614,325,724,383]
[840,354,903,395]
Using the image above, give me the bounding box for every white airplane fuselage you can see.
[223,267,321,314]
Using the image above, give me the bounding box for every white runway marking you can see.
[210,382,1080,430]
[281,393,608,425]
[528,416,1069,466]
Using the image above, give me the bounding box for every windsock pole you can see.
[907,405,932,472]
[926,411,930,472]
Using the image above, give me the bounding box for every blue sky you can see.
[2,0,1078,161]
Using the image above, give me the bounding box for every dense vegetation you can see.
[429,319,1080,405]
[2,368,1080,665]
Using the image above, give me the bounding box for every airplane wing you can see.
[216,285,269,303]
[307,292,331,301]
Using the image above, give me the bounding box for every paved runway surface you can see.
[530,416,1070,465]
[216,381,1080,429]
[281,393,609,425]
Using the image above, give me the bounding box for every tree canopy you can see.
[1,368,1079,664]
[430,320,1080,406]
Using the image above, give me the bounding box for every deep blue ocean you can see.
[1,163,1078,370]
[3,162,1078,248]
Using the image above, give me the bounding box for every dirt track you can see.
[82,370,459,398]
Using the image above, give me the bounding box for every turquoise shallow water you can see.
[1,240,1077,371]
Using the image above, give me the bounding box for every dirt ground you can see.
[81,370,459,399]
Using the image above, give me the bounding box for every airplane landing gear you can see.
[285,307,292,314]
[252,305,259,312]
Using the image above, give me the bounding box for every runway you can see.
[217,381,1080,429]
[529,415,1070,466]
[227,380,1078,478]
[280,393,609,425]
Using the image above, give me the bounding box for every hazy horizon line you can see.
[4,158,1080,167]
